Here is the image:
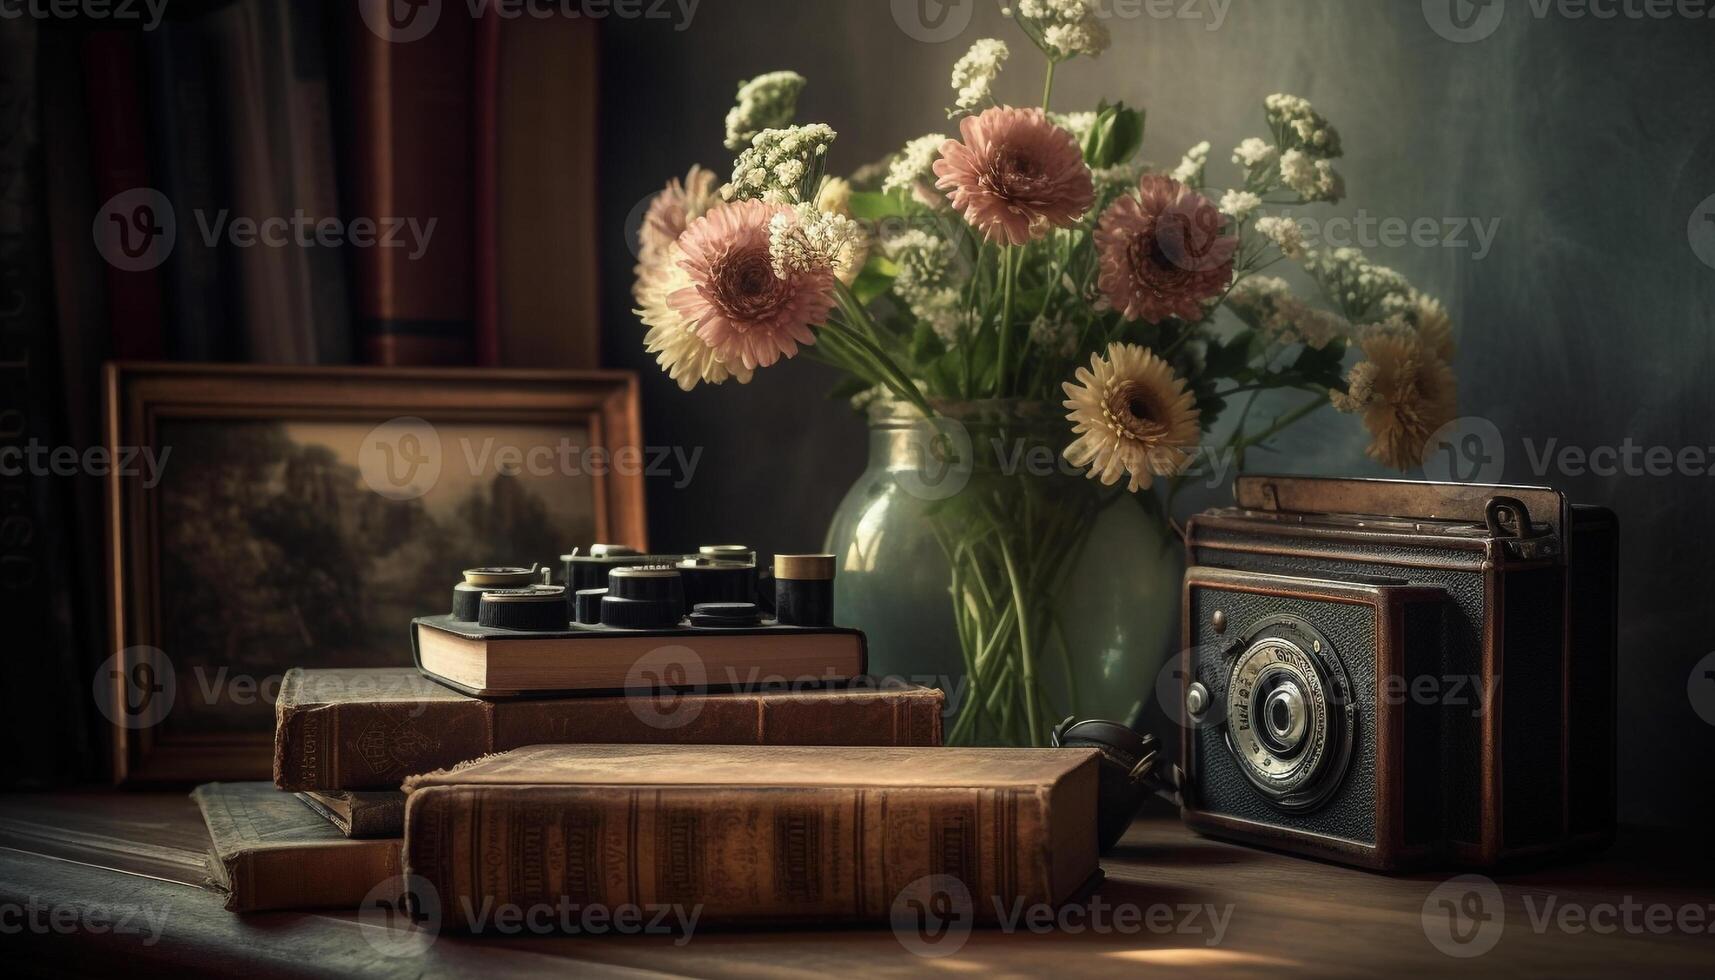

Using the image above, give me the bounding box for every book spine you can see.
[82,29,166,360]
[144,21,232,362]
[496,689,945,748]
[343,3,475,366]
[278,688,945,792]
[273,694,496,793]
[405,783,1051,927]
[279,0,352,366]
[221,841,401,913]
[472,5,501,367]
[345,795,406,839]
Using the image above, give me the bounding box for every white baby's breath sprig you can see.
[1254,214,1306,257]
[1300,246,1413,321]
[726,124,838,204]
[1227,274,1348,349]
[949,38,1010,116]
[1278,149,1345,203]
[724,71,806,152]
[1014,0,1110,60]
[1264,93,1343,159]
[886,229,967,347]
[1219,189,1262,221]
[1170,141,1211,188]
[883,133,948,199]
[769,204,866,280]
[1232,137,1277,170]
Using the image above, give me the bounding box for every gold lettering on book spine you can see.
[654,808,702,905]
[561,804,605,904]
[774,807,822,903]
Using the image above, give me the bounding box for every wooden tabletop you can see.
[1,792,1708,978]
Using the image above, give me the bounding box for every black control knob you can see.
[478,587,569,632]
[689,602,763,628]
[600,566,684,629]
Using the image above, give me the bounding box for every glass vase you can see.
[823,399,1183,746]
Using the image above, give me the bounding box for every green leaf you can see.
[908,320,947,362]
[1083,103,1146,169]
[1291,341,1345,384]
[826,375,875,402]
[846,191,908,221]
[1204,331,1253,378]
[851,257,899,305]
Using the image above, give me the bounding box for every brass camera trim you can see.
[1221,614,1357,812]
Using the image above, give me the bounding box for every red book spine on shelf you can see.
[343,5,476,366]
[83,30,166,361]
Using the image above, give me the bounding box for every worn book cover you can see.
[402,744,1099,929]
[296,790,405,839]
[274,668,944,792]
[192,782,400,912]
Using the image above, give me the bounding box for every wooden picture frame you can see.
[103,364,647,785]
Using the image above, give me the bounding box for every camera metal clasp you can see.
[1485,496,1560,560]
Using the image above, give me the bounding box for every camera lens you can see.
[1220,616,1356,812]
[1256,675,1309,755]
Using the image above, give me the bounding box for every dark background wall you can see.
[598,0,1715,829]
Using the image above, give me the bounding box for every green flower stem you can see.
[816,326,899,397]
[1232,391,1330,452]
[823,320,933,418]
[827,283,938,418]
[1042,59,1057,111]
[946,563,997,734]
[996,533,1042,744]
[997,247,1018,397]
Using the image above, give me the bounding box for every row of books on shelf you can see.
[43,0,599,368]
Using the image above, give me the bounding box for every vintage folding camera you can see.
[1176,476,1618,870]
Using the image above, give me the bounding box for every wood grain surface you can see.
[1,792,1708,978]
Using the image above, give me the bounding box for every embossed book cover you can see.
[401,744,1100,928]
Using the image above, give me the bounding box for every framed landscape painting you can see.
[102,364,646,784]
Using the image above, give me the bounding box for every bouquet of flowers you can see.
[632,2,1457,745]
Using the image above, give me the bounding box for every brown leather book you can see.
[274,668,944,792]
[296,790,405,839]
[412,617,867,697]
[192,782,400,913]
[402,744,1100,929]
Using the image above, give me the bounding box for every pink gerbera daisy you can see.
[669,199,836,371]
[932,106,1094,246]
[1095,174,1237,323]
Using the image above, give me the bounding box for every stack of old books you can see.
[193,666,949,913]
[192,557,1102,929]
